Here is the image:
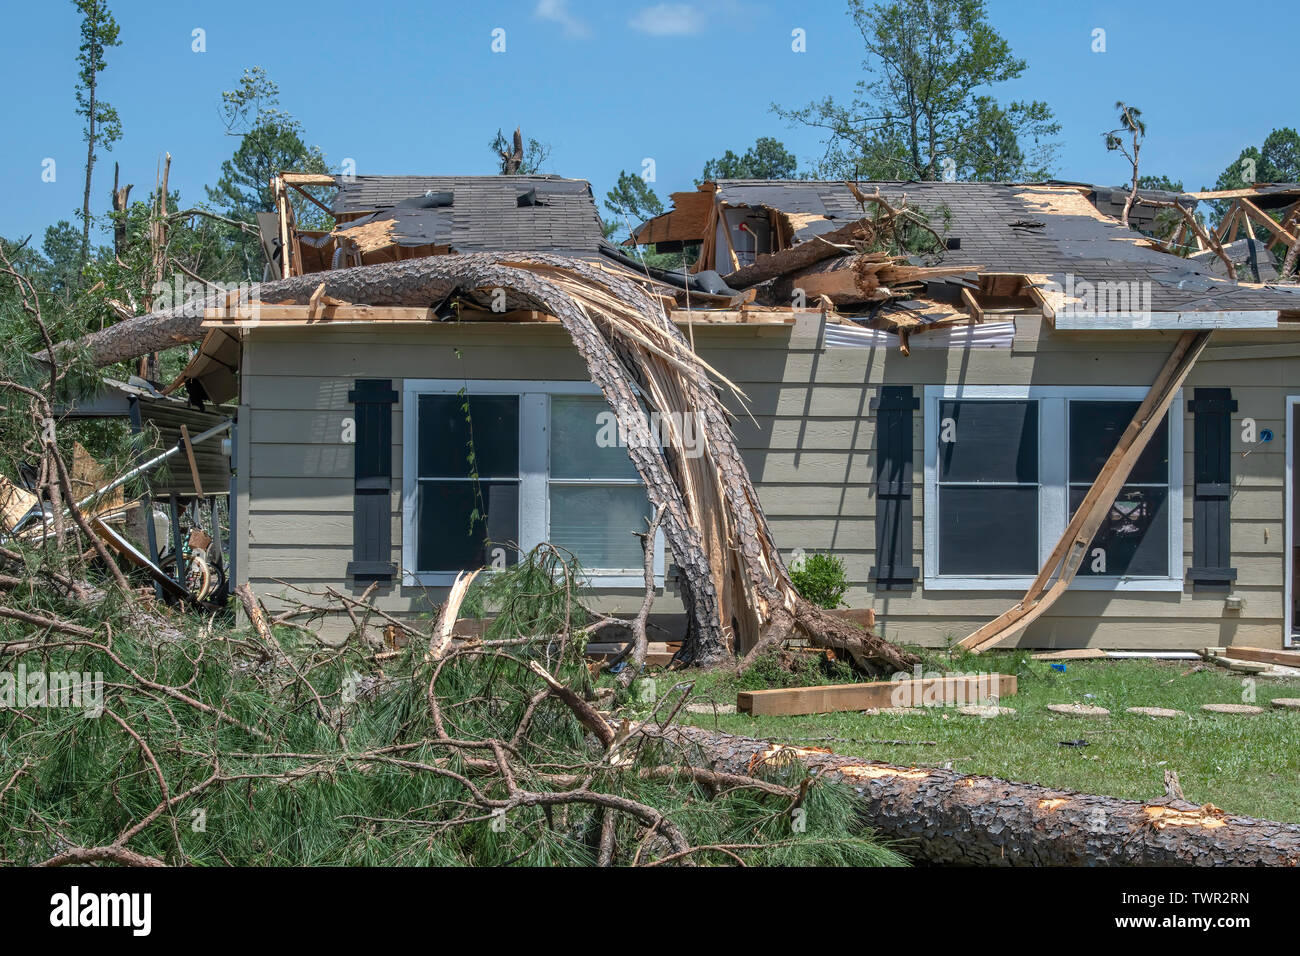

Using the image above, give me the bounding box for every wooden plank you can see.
[1220,645,1300,668]
[1238,198,1298,247]
[178,425,205,499]
[1031,648,1108,660]
[281,172,337,187]
[737,674,1016,717]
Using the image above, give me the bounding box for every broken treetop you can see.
[332,174,606,257]
[700,180,1300,314]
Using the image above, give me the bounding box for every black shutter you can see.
[1187,388,1237,591]
[870,386,919,591]
[347,379,398,584]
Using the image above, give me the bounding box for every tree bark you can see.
[58,253,917,673]
[673,726,1300,866]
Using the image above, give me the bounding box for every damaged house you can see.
[177,171,1300,653]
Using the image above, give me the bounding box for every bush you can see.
[789,552,849,609]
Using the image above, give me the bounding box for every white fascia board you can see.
[1053,310,1279,330]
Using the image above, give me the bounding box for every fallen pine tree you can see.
[670,726,1300,866]
[51,252,916,674]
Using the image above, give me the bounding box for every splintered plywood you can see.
[0,475,37,531]
[331,218,398,255]
[1016,185,1113,222]
[635,190,715,244]
[737,674,1016,716]
[71,442,124,514]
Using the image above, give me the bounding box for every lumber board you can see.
[737,674,1016,716]
[1219,645,1300,668]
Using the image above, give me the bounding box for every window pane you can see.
[417,480,518,572]
[550,396,640,481]
[418,395,518,479]
[938,400,1038,483]
[1070,485,1169,577]
[1069,401,1168,484]
[550,485,651,570]
[938,486,1039,575]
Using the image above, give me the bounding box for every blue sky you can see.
[3,0,1296,248]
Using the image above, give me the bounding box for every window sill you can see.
[923,576,1185,593]
[404,571,664,589]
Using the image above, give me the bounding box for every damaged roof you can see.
[680,179,1300,314]
[331,174,605,256]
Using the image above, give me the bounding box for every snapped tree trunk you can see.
[674,726,1300,866]
[59,253,917,673]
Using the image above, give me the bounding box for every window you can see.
[403,381,662,587]
[936,400,1039,576]
[414,394,519,574]
[924,386,1183,591]
[1068,401,1170,578]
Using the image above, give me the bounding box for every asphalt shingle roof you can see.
[332,175,605,256]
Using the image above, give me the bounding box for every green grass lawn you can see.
[657,654,1300,823]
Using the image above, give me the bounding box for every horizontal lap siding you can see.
[242,320,1295,648]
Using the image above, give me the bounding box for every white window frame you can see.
[402,379,665,588]
[923,385,1184,592]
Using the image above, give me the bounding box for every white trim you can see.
[402,379,665,588]
[922,385,1184,592]
[1053,310,1279,331]
[1287,397,1299,648]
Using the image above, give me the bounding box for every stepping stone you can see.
[1047,704,1110,717]
[1126,706,1184,718]
[1200,703,1265,715]
[685,702,736,715]
[957,705,1017,717]
[1269,698,1300,710]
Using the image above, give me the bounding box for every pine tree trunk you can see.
[61,253,917,672]
[675,726,1300,866]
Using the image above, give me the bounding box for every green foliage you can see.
[0,542,904,866]
[604,171,664,229]
[207,68,331,230]
[788,552,850,610]
[738,649,859,691]
[776,0,1059,181]
[1210,127,1300,222]
[700,137,799,183]
[72,0,123,263]
[488,128,553,175]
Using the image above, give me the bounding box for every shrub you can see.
[789,552,849,609]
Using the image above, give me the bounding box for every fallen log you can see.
[673,726,1300,865]
[56,253,917,674]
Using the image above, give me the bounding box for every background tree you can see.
[776,0,1058,182]
[489,127,553,175]
[604,171,664,231]
[204,68,330,274]
[1104,102,1145,228]
[699,137,799,182]
[73,0,122,268]
[1209,127,1300,223]
[206,68,329,225]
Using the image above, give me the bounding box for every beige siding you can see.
[241,318,1297,649]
